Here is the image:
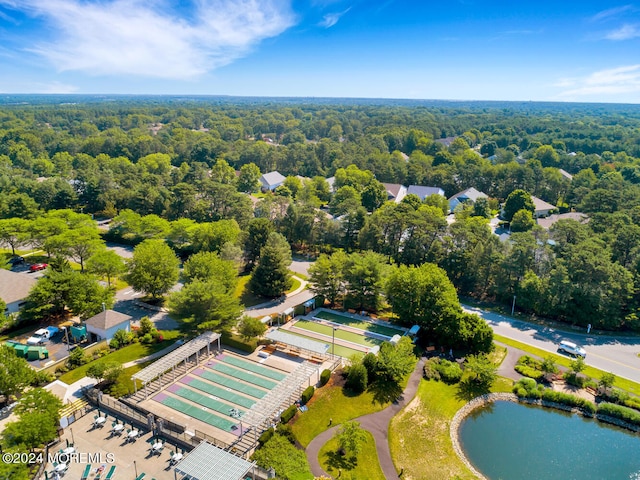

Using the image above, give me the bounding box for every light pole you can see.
[511,295,516,316]
[332,327,337,359]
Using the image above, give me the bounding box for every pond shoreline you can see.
[450,392,640,479]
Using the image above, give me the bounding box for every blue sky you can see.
[0,0,640,102]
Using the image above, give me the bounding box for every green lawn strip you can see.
[283,330,363,358]
[59,331,181,384]
[235,274,265,308]
[287,276,302,293]
[494,334,640,396]
[293,319,383,347]
[314,311,403,337]
[318,431,385,480]
[291,386,390,447]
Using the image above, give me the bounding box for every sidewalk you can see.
[306,357,426,479]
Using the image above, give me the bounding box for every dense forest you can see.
[2,96,640,332]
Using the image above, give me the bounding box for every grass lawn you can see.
[495,334,640,396]
[291,382,391,447]
[59,330,181,384]
[235,274,264,308]
[287,276,302,293]
[318,431,385,480]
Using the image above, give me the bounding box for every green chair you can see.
[105,465,116,480]
[80,465,91,480]
[134,474,145,480]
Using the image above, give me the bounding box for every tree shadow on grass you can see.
[455,378,492,402]
[323,449,357,472]
[368,378,404,405]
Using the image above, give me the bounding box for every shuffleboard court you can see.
[217,355,287,381]
[293,319,384,347]
[207,361,277,390]
[315,310,405,337]
[180,376,256,409]
[172,385,246,418]
[283,329,364,358]
[194,369,268,399]
[156,395,236,431]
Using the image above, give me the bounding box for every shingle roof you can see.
[84,310,132,330]
[407,185,445,199]
[449,187,487,203]
[382,183,406,200]
[531,195,556,212]
[537,212,589,229]
[0,269,37,305]
[260,171,286,187]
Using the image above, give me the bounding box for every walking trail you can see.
[306,356,426,479]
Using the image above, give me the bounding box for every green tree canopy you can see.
[126,239,179,299]
[182,251,238,293]
[503,189,534,222]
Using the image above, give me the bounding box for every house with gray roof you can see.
[407,185,445,200]
[259,171,286,191]
[0,269,36,314]
[448,187,488,213]
[531,196,557,218]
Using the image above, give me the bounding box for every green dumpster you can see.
[26,346,49,360]
[13,343,29,358]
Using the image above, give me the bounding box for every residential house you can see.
[382,183,407,203]
[448,187,488,213]
[326,176,336,192]
[559,169,573,181]
[531,196,556,218]
[406,185,446,201]
[537,212,589,230]
[259,171,286,191]
[0,269,36,314]
[84,309,132,343]
[434,137,456,148]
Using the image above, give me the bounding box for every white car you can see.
[558,340,586,358]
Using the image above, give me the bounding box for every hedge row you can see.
[320,369,331,387]
[301,386,315,405]
[514,364,544,381]
[281,405,297,424]
[221,331,256,353]
[598,403,640,426]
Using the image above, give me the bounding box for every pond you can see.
[459,400,640,480]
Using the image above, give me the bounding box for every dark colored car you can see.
[8,256,25,265]
[29,263,48,272]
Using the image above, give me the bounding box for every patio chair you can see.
[134,474,145,480]
[80,464,91,480]
[105,465,116,480]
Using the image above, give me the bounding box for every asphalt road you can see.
[463,304,640,384]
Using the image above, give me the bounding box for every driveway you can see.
[463,304,640,384]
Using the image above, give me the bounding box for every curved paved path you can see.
[306,356,426,479]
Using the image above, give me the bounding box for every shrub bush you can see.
[434,359,462,384]
[301,386,314,405]
[541,390,596,413]
[280,405,297,424]
[345,364,368,393]
[258,427,275,446]
[275,424,296,445]
[319,369,331,387]
[597,403,640,426]
[221,331,256,353]
[513,378,543,399]
[564,372,586,388]
[514,364,544,381]
[517,355,542,368]
[423,358,441,381]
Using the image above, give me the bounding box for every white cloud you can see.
[319,7,351,28]
[556,65,640,99]
[0,0,295,79]
[590,5,635,23]
[604,23,640,40]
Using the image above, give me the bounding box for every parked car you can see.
[558,340,586,358]
[7,256,25,266]
[29,263,48,272]
[26,327,59,345]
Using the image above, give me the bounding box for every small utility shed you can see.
[84,310,132,342]
[0,269,36,314]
